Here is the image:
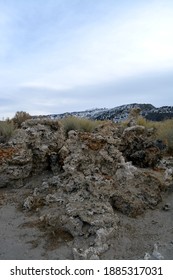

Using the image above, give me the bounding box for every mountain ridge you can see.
[39,103,173,122]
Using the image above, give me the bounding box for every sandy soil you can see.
[0,182,173,260]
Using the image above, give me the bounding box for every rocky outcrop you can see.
[120,125,165,167]
[0,145,32,188]
[0,120,171,259]
[21,118,65,173]
[0,118,64,187]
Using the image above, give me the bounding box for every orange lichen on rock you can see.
[79,133,106,151]
[0,147,17,162]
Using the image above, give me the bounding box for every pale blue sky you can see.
[0,0,173,118]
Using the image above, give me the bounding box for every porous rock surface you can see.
[120,125,163,167]
[0,118,64,188]
[0,119,172,259]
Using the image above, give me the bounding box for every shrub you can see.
[156,119,173,154]
[0,120,15,143]
[136,116,150,127]
[136,117,173,154]
[12,111,32,128]
[136,116,159,129]
[61,116,100,135]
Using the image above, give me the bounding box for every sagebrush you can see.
[12,111,32,128]
[0,120,15,143]
[137,117,173,154]
[61,116,100,135]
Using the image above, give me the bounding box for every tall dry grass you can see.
[61,116,101,135]
[0,120,15,143]
[137,116,173,154]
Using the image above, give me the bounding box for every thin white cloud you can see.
[14,1,173,89]
[0,0,173,118]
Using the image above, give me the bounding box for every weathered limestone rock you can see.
[120,125,164,167]
[21,118,65,173]
[0,144,32,188]
[164,166,173,186]
[0,118,64,187]
[144,243,164,260]
[1,118,170,259]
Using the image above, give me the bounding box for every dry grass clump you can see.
[156,119,173,154]
[12,111,32,128]
[61,116,100,135]
[0,120,15,143]
[137,117,173,154]
[136,116,155,128]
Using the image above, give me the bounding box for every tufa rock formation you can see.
[120,125,163,168]
[0,118,172,259]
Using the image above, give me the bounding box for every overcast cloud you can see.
[0,0,173,118]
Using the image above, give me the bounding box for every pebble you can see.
[162,203,171,211]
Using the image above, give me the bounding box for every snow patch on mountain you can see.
[39,103,173,122]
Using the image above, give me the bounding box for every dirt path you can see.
[0,186,173,260]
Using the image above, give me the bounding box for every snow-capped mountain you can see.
[42,103,173,122]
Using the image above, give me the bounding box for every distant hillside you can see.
[41,103,173,122]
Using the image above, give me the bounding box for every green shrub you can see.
[12,111,32,128]
[0,120,15,143]
[61,116,100,135]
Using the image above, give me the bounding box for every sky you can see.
[0,0,173,119]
